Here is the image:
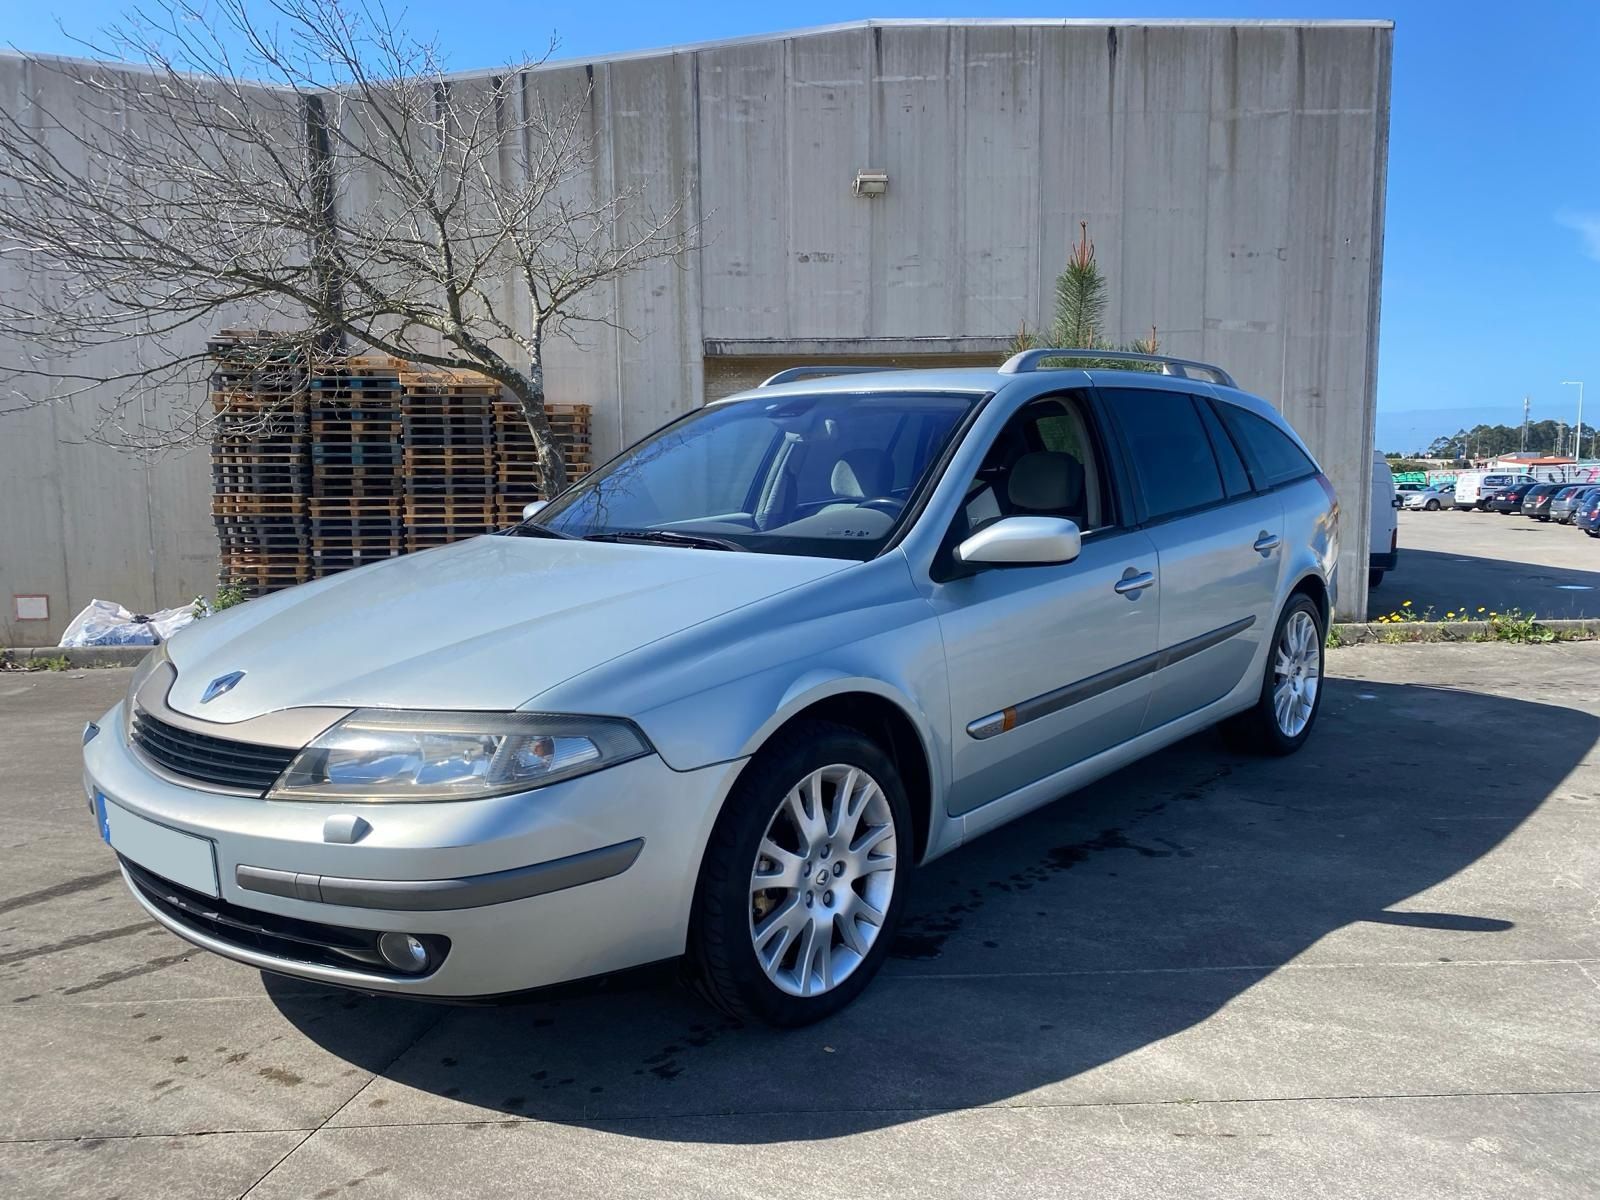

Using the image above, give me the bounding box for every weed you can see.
[1474,608,1556,645]
[211,579,249,612]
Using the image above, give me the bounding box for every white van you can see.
[1370,451,1398,588]
[1453,469,1536,511]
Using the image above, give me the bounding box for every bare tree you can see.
[0,0,694,492]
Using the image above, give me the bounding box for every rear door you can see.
[1101,385,1284,732]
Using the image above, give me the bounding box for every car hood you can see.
[164,535,848,722]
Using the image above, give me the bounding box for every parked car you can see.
[1370,450,1399,589]
[1520,483,1565,520]
[81,350,1339,1025]
[1578,493,1600,537]
[1402,484,1453,511]
[1394,481,1427,497]
[1485,482,1537,513]
[1453,470,1537,511]
[1552,485,1600,524]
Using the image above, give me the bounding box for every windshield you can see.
[535,391,978,559]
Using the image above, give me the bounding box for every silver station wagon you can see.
[82,349,1339,1026]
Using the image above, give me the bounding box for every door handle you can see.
[1252,532,1281,556]
[1114,569,1155,597]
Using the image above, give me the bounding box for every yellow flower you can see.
[1402,600,1413,608]
[1446,611,1456,618]
[1477,607,1486,613]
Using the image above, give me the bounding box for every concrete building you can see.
[0,18,1392,643]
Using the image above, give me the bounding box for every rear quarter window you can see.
[1218,404,1317,490]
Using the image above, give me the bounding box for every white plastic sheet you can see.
[59,598,206,648]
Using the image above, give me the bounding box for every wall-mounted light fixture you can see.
[852,170,888,198]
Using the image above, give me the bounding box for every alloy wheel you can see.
[748,764,898,997]
[1272,609,1321,738]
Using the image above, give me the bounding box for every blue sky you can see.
[11,1,1600,443]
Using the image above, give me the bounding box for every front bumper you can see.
[84,702,744,997]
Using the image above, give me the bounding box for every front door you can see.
[927,393,1161,816]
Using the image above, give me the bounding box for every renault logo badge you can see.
[200,671,246,704]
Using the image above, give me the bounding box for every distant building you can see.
[1486,454,1599,483]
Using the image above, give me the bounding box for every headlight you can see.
[267,710,652,802]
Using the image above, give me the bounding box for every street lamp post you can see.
[1563,381,1585,459]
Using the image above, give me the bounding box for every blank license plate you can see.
[97,793,219,898]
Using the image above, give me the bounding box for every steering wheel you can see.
[857,496,905,516]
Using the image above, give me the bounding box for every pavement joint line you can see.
[881,956,1600,980]
[11,958,1598,1008]
[235,1007,449,1198]
[313,1087,1600,1127]
[6,1089,1599,1146]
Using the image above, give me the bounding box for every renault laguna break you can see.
[82,349,1338,1026]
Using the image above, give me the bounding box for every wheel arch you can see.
[734,678,942,867]
[1288,571,1330,630]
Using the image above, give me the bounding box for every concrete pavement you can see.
[2,646,1597,1198]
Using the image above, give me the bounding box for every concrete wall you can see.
[0,19,1391,642]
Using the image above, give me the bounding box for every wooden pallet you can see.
[211,338,593,592]
[218,551,313,595]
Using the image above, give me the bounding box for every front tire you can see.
[687,720,910,1026]
[1426,499,1440,511]
[1224,594,1325,756]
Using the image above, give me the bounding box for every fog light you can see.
[377,932,430,973]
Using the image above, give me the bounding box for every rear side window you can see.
[1112,390,1226,520]
[1218,404,1317,489]
[1196,401,1253,498]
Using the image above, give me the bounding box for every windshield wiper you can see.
[584,529,743,552]
[504,520,576,540]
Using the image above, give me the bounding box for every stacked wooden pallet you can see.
[209,340,591,598]
[399,364,503,549]
[309,360,406,573]
[492,398,594,526]
[209,329,312,595]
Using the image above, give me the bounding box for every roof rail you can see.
[997,348,1236,389]
[758,365,907,387]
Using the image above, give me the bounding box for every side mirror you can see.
[521,500,548,522]
[955,516,1082,568]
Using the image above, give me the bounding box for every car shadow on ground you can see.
[1368,545,1600,620]
[268,677,1596,1140]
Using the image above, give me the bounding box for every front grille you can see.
[131,711,298,794]
[123,857,449,976]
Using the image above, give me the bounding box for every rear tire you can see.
[686,720,911,1027]
[1223,594,1325,757]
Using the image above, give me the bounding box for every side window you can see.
[1112,389,1226,520]
[1196,400,1253,498]
[956,393,1114,539]
[1219,404,1318,489]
